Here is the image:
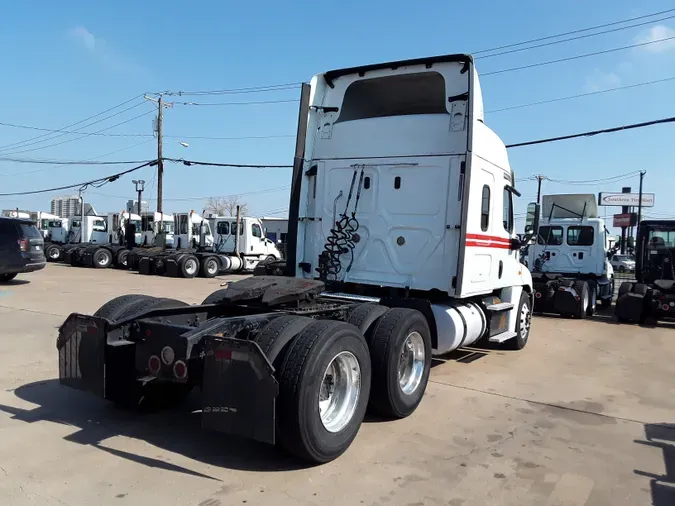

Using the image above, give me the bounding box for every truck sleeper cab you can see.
[527,194,614,318]
[57,54,534,464]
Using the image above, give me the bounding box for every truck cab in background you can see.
[140,212,175,247]
[615,220,675,323]
[210,215,282,270]
[527,194,614,317]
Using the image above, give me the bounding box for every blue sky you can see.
[0,0,674,233]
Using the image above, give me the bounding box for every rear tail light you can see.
[148,355,161,375]
[173,360,188,380]
[17,238,29,252]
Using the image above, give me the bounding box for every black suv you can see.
[0,216,46,282]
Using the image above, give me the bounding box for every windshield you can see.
[128,220,141,230]
[162,222,174,233]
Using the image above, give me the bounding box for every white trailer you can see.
[57,54,536,464]
[527,194,615,317]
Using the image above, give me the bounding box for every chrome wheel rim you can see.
[520,302,531,340]
[582,290,589,310]
[207,260,218,275]
[96,252,109,266]
[398,331,425,395]
[49,248,59,260]
[318,351,361,433]
[185,259,198,275]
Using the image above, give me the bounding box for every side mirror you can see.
[524,202,540,235]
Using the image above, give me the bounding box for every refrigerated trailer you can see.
[57,54,536,464]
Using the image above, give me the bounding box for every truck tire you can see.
[0,273,17,283]
[115,250,130,269]
[253,315,314,364]
[45,244,61,262]
[601,279,614,308]
[367,308,432,419]
[505,291,532,350]
[93,294,152,320]
[200,256,220,278]
[179,255,199,278]
[93,248,113,269]
[276,320,371,463]
[573,280,589,319]
[618,282,633,299]
[346,303,389,339]
[586,282,597,317]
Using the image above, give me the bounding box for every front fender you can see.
[520,265,534,293]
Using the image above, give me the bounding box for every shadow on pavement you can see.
[0,379,310,478]
[635,423,675,506]
[0,279,30,286]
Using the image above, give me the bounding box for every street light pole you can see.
[132,179,145,216]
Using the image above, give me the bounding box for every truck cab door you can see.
[249,222,264,255]
[564,225,596,273]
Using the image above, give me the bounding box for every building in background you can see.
[50,195,80,218]
[261,217,288,243]
[50,195,97,218]
[126,200,149,214]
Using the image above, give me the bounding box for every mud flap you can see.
[57,314,107,397]
[201,336,278,445]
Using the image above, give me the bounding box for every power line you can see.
[483,35,675,77]
[0,160,157,197]
[547,171,642,185]
[160,82,301,97]
[506,115,675,148]
[0,140,154,177]
[473,8,675,55]
[174,99,298,107]
[477,14,675,60]
[90,185,290,201]
[165,134,295,141]
[166,158,293,168]
[2,108,156,156]
[0,120,153,138]
[0,156,152,165]
[487,76,675,113]
[0,100,148,153]
[0,94,144,151]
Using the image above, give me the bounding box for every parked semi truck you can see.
[57,54,536,463]
[128,212,282,277]
[60,212,143,268]
[527,194,614,318]
[615,220,675,323]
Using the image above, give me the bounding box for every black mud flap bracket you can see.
[201,336,278,445]
[57,314,109,397]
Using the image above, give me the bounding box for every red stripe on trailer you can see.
[465,233,511,244]
[466,240,512,249]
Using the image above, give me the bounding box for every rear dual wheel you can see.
[93,248,113,269]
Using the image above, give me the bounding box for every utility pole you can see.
[143,94,168,213]
[157,96,163,213]
[536,175,544,204]
[637,171,646,230]
[132,179,145,215]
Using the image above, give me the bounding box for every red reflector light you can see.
[173,360,188,380]
[17,238,29,252]
[663,304,670,311]
[145,329,152,338]
[558,287,566,292]
[535,292,542,299]
[148,355,161,374]
[215,349,232,360]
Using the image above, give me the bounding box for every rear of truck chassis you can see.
[57,54,536,463]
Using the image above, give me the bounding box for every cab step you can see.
[488,330,517,343]
[486,302,514,312]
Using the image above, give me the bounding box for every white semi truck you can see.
[57,54,536,464]
[527,194,614,317]
[58,212,144,268]
[128,211,282,277]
